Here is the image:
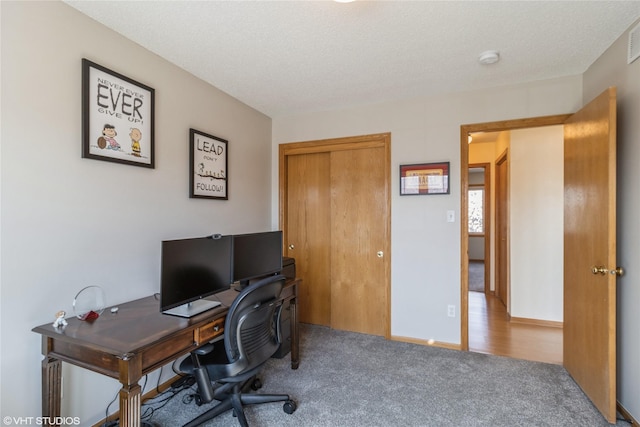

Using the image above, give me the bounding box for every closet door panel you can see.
[286,153,332,326]
[330,146,388,336]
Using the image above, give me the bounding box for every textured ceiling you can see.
[65,1,640,118]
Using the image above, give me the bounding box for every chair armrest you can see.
[193,343,215,356]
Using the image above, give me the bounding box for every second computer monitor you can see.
[233,231,283,289]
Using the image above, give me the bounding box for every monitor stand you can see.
[234,280,250,292]
[162,299,221,318]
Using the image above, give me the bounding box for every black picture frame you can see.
[190,128,228,200]
[82,59,155,168]
[400,162,450,195]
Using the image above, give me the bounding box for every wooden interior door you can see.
[563,87,618,423]
[285,152,331,326]
[330,146,389,336]
[280,133,391,338]
[495,151,509,309]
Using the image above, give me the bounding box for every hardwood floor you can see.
[468,290,563,365]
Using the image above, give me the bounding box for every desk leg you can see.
[290,297,299,370]
[41,355,62,426]
[118,355,142,427]
[118,384,141,427]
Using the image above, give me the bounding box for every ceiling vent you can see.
[628,21,640,64]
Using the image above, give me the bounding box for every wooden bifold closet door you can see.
[280,133,391,338]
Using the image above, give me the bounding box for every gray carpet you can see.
[144,324,628,427]
[469,261,484,292]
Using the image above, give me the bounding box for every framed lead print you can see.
[82,58,155,168]
[190,129,228,200]
[400,162,450,195]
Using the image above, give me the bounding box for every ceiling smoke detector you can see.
[478,50,500,65]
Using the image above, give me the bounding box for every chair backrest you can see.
[223,274,286,375]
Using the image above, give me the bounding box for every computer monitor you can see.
[232,231,283,290]
[160,235,233,317]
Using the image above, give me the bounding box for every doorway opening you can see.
[460,116,569,365]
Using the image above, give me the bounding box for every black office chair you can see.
[180,274,297,427]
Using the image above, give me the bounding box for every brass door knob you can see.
[288,244,295,250]
[591,266,625,276]
[592,266,608,275]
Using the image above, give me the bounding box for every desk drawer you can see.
[196,318,225,345]
[143,330,195,372]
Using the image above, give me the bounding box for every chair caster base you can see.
[283,399,297,414]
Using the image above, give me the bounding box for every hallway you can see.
[468,290,563,365]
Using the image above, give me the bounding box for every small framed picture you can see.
[190,129,228,200]
[81,59,155,168]
[400,162,450,195]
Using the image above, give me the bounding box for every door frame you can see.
[279,133,392,338]
[460,115,571,350]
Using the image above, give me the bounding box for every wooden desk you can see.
[32,279,299,427]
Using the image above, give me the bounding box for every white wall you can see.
[1,1,272,424]
[509,126,564,322]
[583,18,640,421]
[272,78,583,345]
